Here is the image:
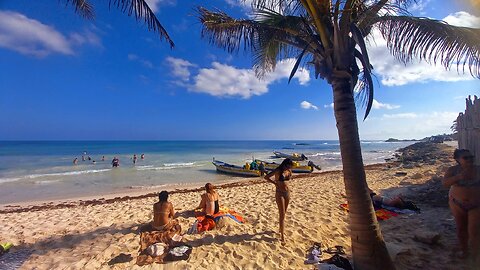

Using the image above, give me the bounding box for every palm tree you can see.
[197,1,480,269]
[62,0,174,47]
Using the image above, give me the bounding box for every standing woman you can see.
[443,149,480,261]
[264,158,293,243]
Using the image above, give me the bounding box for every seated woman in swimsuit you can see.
[195,183,220,218]
[152,191,175,231]
[264,158,293,243]
[443,149,480,261]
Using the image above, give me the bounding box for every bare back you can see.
[153,201,174,227]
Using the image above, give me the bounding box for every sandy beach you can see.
[0,142,470,269]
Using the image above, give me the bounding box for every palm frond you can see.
[198,7,316,76]
[109,0,174,48]
[353,49,374,120]
[376,15,480,78]
[64,0,95,19]
[198,7,259,53]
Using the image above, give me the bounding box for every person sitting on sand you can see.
[152,191,175,231]
[195,183,220,217]
[443,149,480,260]
[264,158,293,243]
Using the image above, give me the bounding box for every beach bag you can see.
[197,216,216,232]
[164,244,193,262]
[321,254,353,270]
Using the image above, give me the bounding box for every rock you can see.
[413,232,441,246]
[410,173,423,179]
[399,181,413,185]
[402,164,415,169]
[385,242,410,261]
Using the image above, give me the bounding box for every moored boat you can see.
[212,159,261,177]
[255,159,313,173]
[273,151,308,161]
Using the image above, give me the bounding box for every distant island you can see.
[385,134,455,143]
[385,138,418,142]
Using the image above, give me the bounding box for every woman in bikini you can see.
[264,158,293,243]
[443,149,480,261]
[152,191,175,231]
[196,183,220,217]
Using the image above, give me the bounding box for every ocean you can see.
[0,140,414,204]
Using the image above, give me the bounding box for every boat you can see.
[212,159,261,177]
[255,159,313,173]
[273,151,308,161]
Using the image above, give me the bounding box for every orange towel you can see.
[340,203,398,221]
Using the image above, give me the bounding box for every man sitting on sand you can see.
[152,191,176,231]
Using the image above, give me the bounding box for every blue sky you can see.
[0,0,479,140]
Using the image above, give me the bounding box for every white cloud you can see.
[372,99,400,110]
[0,11,100,57]
[145,0,176,12]
[360,111,459,139]
[166,57,197,82]
[323,100,399,110]
[128,53,154,68]
[168,58,310,98]
[382,113,418,119]
[300,101,318,110]
[367,11,480,86]
[409,0,431,14]
[0,10,72,56]
[443,11,480,27]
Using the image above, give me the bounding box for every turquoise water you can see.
[0,140,414,204]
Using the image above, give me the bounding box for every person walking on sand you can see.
[443,149,480,262]
[264,158,293,243]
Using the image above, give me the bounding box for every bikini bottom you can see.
[276,190,290,199]
[451,197,479,212]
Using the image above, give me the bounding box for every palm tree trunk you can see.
[332,78,395,270]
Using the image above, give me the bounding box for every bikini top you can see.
[278,171,291,182]
[454,166,480,187]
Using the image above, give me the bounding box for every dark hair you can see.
[454,149,472,161]
[158,191,168,202]
[205,183,214,193]
[278,158,294,172]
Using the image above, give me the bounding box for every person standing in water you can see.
[141,153,145,160]
[264,158,293,243]
[73,158,78,165]
[133,154,137,164]
[101,156,105,161]
[112,157,120,168]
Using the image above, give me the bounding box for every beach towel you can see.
[136,219,182,266]
[194,206,245,232]
[340,204,398,221]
